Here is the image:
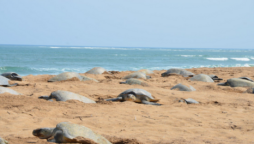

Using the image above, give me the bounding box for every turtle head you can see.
[10,73,22,81]
[124,92,136,101]
[38,96,51,101]
[33,127,55,139]
[161,72,168,77]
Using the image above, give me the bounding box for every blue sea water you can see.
[1,45,254,76]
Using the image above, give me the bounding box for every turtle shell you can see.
[86,67,107,74]
[189,74,214,82]
[227,78,254,87]
[123,72,147,79]
[48,90,96,103]
[171,83,195,91]
[0,76,11,86]
[51,122,112,144]
[161,68,194,77]
[48,72,83,82]
[0,87,20,95]
[118,88,154,100]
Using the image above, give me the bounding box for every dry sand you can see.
[0,67,254,144]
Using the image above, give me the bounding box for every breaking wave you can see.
[206,58,228,61]
[230,58,250,61]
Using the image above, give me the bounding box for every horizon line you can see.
[0,43,253,50]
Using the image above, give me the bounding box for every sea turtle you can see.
[1,72,22,81]
[39,90,96,103]
[123,72,151,79]
[161,68,194,77]
[179,98,199,104]
[0,76,18,87]
[0,87,21,95]
[171,83,196,91]
[105,88,161,106]
[0,137,8,144]
[86,67,108,74]
[33,122,111,144]
[218,78,254,87]
[208,74,223,81]
[48,72,97,82]
[119,78,148,86]
[138,69,154,74]
[189,74,214,82]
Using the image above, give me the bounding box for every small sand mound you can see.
[55,77,80,82]
[108,71,120,74]
[105,75,121,79]
[106,136,143,144]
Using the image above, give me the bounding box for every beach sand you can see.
[0,67,254,144]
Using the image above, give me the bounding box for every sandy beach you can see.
[0,67,254,144]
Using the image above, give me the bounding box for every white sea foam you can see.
[50,47,61,48]
[181,55,195,57]
[113,54,127,56]
[206,58,228,61]
[70,47,82,49]
[231,58,250,61]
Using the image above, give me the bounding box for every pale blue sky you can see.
[0,0,253,48]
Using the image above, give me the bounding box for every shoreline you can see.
[2,66,254,77]
[0,67,254,143]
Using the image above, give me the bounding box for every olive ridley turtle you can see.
[0,87,21,95]
[120,78,148,86]
[218,78,254,87]
[0,137,8,144]
[48,72,98,82]
[39,90,96,103]
[33,122,111,144]
[189,74,214,82]
[179,98,199,104]
[161,68,194,77]
[123,72,151,79]
[86,67,108,74]
[171,83,196,91]
[1,72,22,81]
[105,88,161,106]
[0,76,18,87]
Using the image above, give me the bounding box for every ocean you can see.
[0,45,254,76]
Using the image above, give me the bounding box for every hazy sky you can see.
[0,0,253,48]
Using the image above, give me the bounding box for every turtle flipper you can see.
[105,97,122,101]
[39,96,50,100]
[47,129,63,143]
[213,78,223,81]
[141,100,161,106]
[119,82,126,84]
[3,83,18,87]
[149,99,160,102]
[47,139,56,143]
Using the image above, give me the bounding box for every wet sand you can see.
[0,67,254,144]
